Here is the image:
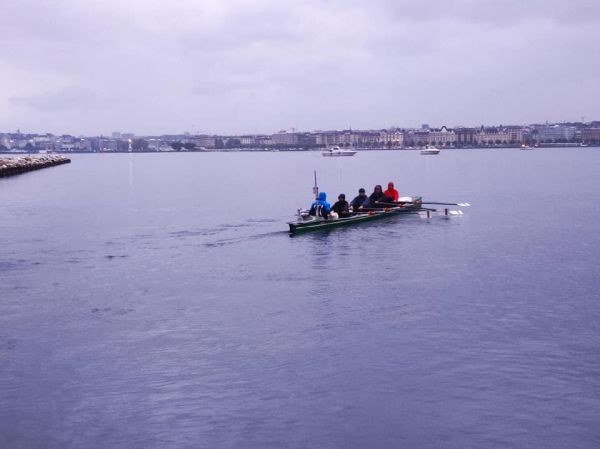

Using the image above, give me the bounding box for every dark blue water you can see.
[2,149,599,448]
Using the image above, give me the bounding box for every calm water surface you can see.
[1,149,600,448]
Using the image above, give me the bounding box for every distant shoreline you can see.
[1,144,597,156]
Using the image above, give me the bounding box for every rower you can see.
[350,188,368,211]
[383,182,399,202]
[332,194,350,218]
[367,185,385,208]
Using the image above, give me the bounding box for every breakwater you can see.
[0,155,71,178]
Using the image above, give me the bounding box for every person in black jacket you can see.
[367,185,385,208]
[332,194,350,218]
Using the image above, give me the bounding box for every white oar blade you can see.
[457,203,470,207]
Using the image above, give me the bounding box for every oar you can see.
[383,200,470,207]
[361,204,438,212]
[421,201,471,207]
[369,202,464,217]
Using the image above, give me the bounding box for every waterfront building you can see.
[190,135,216,149]
[239,135,256,146]
[146,139,161,152]
[315,131,339,146]
[582,128,600,143]
[403,130,430,147]
[315,130,368,147]
[379,128,404,148]
[474,126,523,146]
[100,139,119,152]
[427,126,456,146]
[272,131,299,146]
[15,138,30,149]
[339,130,363,147]
[533,124,577,142]
[297,133,318,147]
[505,126,525,144]
[32,135,54,152]
[357,131,380,147]
[0,134,11,150]
[60,142,76,152]
[455,127,477,146]
[254,135,273,147]
[78,138,93,152]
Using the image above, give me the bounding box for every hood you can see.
[318,192,327,201]
[387,182,395,189]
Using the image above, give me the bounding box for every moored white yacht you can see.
[322,146,357,157]
[420,146,440,155]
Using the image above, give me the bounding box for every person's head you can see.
[388,182,394,189]
[338,194,345,200]
[358,188,366,197]
[374,185,382,193]
[318,192,327,201]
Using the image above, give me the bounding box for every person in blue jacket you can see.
[309,192,331,218]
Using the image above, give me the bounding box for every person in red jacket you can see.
[383,182,399,202]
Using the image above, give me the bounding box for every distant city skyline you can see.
[2,116,598,139]
[2,0,599,136]
[4,121,600,153]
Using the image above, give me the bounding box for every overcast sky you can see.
[1,0,599,135]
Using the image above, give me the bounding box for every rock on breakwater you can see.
[0,155,71,178]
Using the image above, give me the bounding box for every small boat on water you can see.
[420,146,440,155]
[520,144,534,150]
[287,172,469,234]
[288,197,424,234]
[322,146,357,157]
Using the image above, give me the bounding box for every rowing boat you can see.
[289,171,469,234]
[288,197,423,234]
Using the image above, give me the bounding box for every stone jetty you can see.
[0,155,71,178]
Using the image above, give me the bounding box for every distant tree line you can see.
[170,141,197,151]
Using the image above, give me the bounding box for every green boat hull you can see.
[288,199,423,234]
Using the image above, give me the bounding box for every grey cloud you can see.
[0,0,599,135]
[193,77,261,96]
[180,4,301,53]
[10,86,99,111]
[341,0,600,26]
[0,0,125,44]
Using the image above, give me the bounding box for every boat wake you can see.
[167,216,290,248]
[202,230,288,248]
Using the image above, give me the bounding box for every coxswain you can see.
[309,192,331,218]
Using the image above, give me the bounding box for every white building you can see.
[427,126,456,146]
